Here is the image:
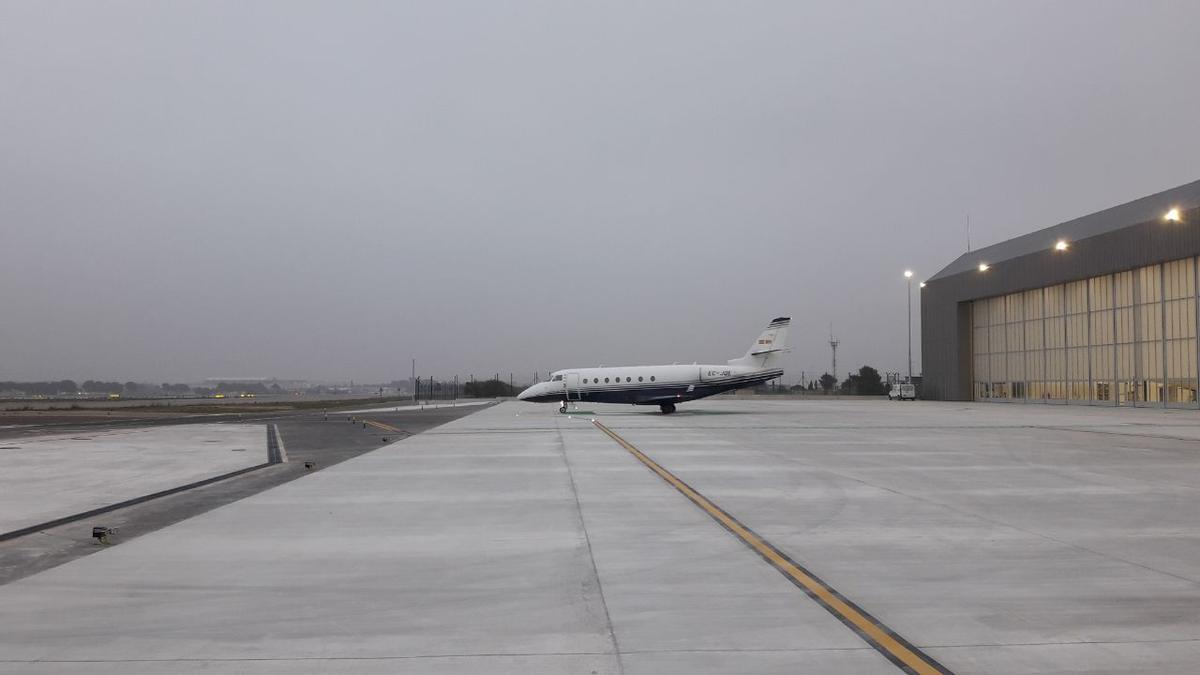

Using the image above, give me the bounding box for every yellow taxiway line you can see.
[363,419,404,434]
[592,419,950,675]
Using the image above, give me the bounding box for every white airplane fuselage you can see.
[517,317,789,413]
[518,364,783,406]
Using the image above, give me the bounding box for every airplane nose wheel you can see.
[659,403,676,414]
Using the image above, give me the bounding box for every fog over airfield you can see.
[2,2,1199,383]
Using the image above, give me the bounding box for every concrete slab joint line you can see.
[590,419,951,675]
[554,422,624,673]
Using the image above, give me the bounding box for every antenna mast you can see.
[829,326,840,383]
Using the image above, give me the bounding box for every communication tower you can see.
[829,328,840,383]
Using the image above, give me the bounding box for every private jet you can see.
[517,317,789,414]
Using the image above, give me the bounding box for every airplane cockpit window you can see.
[552,375,562,381]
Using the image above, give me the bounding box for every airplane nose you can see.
[517,385,533,400]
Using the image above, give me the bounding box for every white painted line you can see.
[273,424,289,463]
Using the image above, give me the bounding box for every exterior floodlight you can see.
[904,269,914,278]
[1165,208,1182,222]
[919,281,927,288]
[1055,240,1069,251]
[978,263,990,272]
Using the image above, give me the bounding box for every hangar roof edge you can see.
[928,179,1200,282]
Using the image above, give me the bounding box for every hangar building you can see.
[921,179,1200,405]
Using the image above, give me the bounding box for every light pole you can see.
[904,270,914,381]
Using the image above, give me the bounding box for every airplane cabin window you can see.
[650,376,656,381]
[626,377,631,382]
[604,377,610,383]
[638,376,643,382]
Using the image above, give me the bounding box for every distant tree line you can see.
[836,365,888,395]
[461,378,518,398]
[0,380,84,396]
[751,365,890,396]
[0,380,286,397]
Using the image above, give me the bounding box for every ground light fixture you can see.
[919,281,926,288]
[1165,208,1182,222]
[92,526,117,544]
[1055,240,1069,251]
[904,269,914,278]
[978,263,990,272]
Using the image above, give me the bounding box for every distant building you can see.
[204,378,268,386]
[922,179,1200,406]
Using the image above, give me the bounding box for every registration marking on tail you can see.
[592,419,951,675]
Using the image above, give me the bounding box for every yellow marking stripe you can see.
[592,420,947,675]
[364,419,403,433]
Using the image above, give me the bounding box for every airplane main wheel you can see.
[559,404,568,414]
[659,403,676,414]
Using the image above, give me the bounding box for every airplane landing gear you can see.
[559,402,568,414]
[659,402,676,414]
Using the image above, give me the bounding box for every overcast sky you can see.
[2,1,1199,384]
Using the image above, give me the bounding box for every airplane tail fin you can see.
[727,317,790,368]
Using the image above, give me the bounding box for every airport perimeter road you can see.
[5,400,1200,673]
